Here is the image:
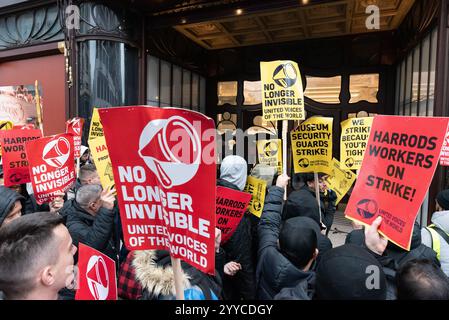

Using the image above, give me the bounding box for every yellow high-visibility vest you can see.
[425,225,441,260]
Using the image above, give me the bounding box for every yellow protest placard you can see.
[244,176,267,218]
[261,60,305,121]
[0,120,13,156]
[340,117,373,170]
[88,136,115,192]
[323,158,357,205]
[88,107,103,140]
[257,139,282,175]
[291,117,333,174]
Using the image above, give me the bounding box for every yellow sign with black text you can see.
[88,136,115,192]
[257,139,283,175]
[260,60,305,121]
[88,107,104,140]
[291,117,333,174]
[244,176,267,218]
[340,117,373,170]
[323,158,357,205]
[0,120,13,156]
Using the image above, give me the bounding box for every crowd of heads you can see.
[0,152,449,300]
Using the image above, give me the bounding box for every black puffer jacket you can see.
[0,186,24,227]
[256,186,315,300]
[274,272,315,300]
[283,185,336,230]
[62,199,117,263]
[217,178,256,300]
[345,224,440,300]
[22,193,50,214]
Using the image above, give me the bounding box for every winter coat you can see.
[347,225,440,300]
[283,185,336,230]
[22,193,51,215]
[274,272,315,300]
[217,178,256,300]
[62,199,117,263]
[421,210,449,276]
[0,186,24,227]
[134,250,223,300]
[256,186,315,300]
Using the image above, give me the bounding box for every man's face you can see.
[52,225,77,291]
[307,178,327,193]
[318,178,328,193]
[88,194,103,215]
[3,200,22,225]
[81,172,101,186]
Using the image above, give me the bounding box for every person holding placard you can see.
[218,155,256,300]
[284,173,337,235]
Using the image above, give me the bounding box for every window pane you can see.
[419,35,430,116]
[399,61,406,115]
[247,115,277,135]
[217,112,237,134]
[243,81,262,105]
[428,28,438,117]
[350,74,379,103]
[304,76,341,104]
[411,47,420,116]
[200,77,206,114]
[405,53,412,116]
[192,73,199,110]
[146,55,159,106]
[182,69,191,109]
[160,60,171,107]
[218,81,237,105]
[395,65,400,115]
[172,66,182,107]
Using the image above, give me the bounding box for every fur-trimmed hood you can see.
[132,250,191,298]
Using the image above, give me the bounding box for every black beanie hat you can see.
[279,220,318,269]
[436,190,449,210]
[315,244,387,300]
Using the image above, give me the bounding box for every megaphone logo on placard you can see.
[272,63,297,88]
[70,118,82,136]
[86,255,109,300]
[263,141,278,157]
[138,116,201,189]
[356,199,378,219]
[42,137,71,168]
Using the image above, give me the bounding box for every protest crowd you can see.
[1,63,449,301]
[1,132,449,300]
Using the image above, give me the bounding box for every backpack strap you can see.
[429,224,449,245]
[425,225,441,260]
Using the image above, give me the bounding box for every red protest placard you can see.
[66,117,85,158]
[0,129,42,186]
[345,116,449,250]
[99,106,217,274]
[216,186,251,244]
[75,243,117,300]
[440,129,449,166]
[13,124,36,130]
[26,133,76,204]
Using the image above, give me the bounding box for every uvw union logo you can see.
[272,63,297,88]
[356,199,378,219]
[69,118,82,135]
[86,255,109,300]
[138,116,201,189]
[42,137,71,168]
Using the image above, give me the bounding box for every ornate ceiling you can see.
[173,0,415,49]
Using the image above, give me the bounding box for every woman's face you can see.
[81,152,89,162]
